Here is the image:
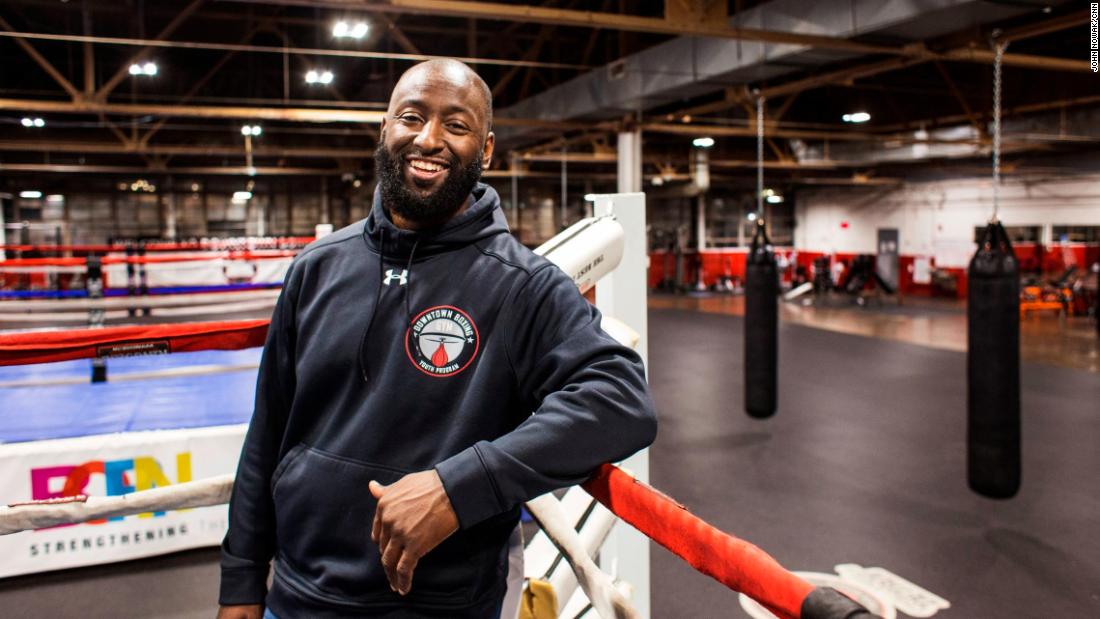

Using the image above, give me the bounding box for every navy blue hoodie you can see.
[220,183,657,617]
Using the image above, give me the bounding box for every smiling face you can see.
[375,60,495,228]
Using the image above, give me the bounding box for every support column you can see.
[695,196,706,252]
[692,147,710,290]
[320,176,331,225]
[0,195,6,262]
[163,176,178,240]
[617,126,642,193]
[257,199,267,237]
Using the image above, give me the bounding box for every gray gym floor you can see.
[1,308,1097,618]
[647,309,1100,618]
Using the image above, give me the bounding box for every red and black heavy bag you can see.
[745,219,778,419]
[967,221,1021,498]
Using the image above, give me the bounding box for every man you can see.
[218,59,657,619]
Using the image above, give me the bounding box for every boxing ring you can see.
[0,242,297,329]
[0,194,886,618]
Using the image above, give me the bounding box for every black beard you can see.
[375,141,483,226]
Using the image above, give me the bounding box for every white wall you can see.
[794,173,1100,267]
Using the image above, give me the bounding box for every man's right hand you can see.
[216,604,263,619]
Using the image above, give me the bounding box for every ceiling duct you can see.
[496,0,1061,145]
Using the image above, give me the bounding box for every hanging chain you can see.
[992,40,1006,222]
[756,93,764,218]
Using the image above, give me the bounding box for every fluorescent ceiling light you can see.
[692,137,715,148]
[130,62,158,76]
[241,125,262,136]
[232,191,253,201]
[306,70,334,85]
[766,194,784,204]
[747,212,758,221]
[46,194,64,203]
[583,193,598,201]
[19,191,43,199]
[334,20,369,39]
[842,112,871,123]
[129,62,158,76]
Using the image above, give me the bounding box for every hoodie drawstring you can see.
[403,237,420,325]
[359,227,386,383]
[359,228,421,384]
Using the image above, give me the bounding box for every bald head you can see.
[388,59,492,134]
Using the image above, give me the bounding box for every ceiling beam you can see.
[0,140,373,159]
[376,14,421,55]
[0,163,344,176]
[872,94,1100,133]
[0,31,587,71]
[93,0,207,101]
[760,56,927,100]
[0,15,82,100]
[1000,8,1089,43]
[0,97,601,130]
[380,0,899,56]
[139,21,271,147]
[933,60,985,137]
[492,24,555,97]
[0,98,388,123]
[940,46,1089,72]
[641,121,985,145]
[520,152,617,163]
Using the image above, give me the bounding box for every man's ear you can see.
[481,131,495,169]
[378,116,387,141]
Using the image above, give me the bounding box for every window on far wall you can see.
[1052,225,1100,243]
[973,225,1040,243]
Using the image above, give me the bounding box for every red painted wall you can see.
[649,243,1099,299]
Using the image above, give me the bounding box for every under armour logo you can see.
[383,269,408,286]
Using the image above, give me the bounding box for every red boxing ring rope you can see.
[0,251,297,268]
[584,464,817,619]
[0,319,269,366]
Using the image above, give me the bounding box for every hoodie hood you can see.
[364,182,510,259]
[358,181,509,384]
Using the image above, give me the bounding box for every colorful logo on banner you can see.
[29,452,192,526]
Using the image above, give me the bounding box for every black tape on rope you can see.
[967,221,1021,499]
[745,220,779,419]
[802,587,880,619]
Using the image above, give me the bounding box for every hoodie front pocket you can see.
[271,445,491,607]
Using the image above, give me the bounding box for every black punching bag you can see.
[967,221,1020,498]
[745,219,778,418]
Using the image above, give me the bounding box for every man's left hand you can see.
[369,470,459,596]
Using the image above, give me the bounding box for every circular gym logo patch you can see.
[405,305,480,377]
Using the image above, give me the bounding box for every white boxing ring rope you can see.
[0,289,282,314]
[0,211,645,618]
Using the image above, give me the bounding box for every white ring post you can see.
[591,191,650,618]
